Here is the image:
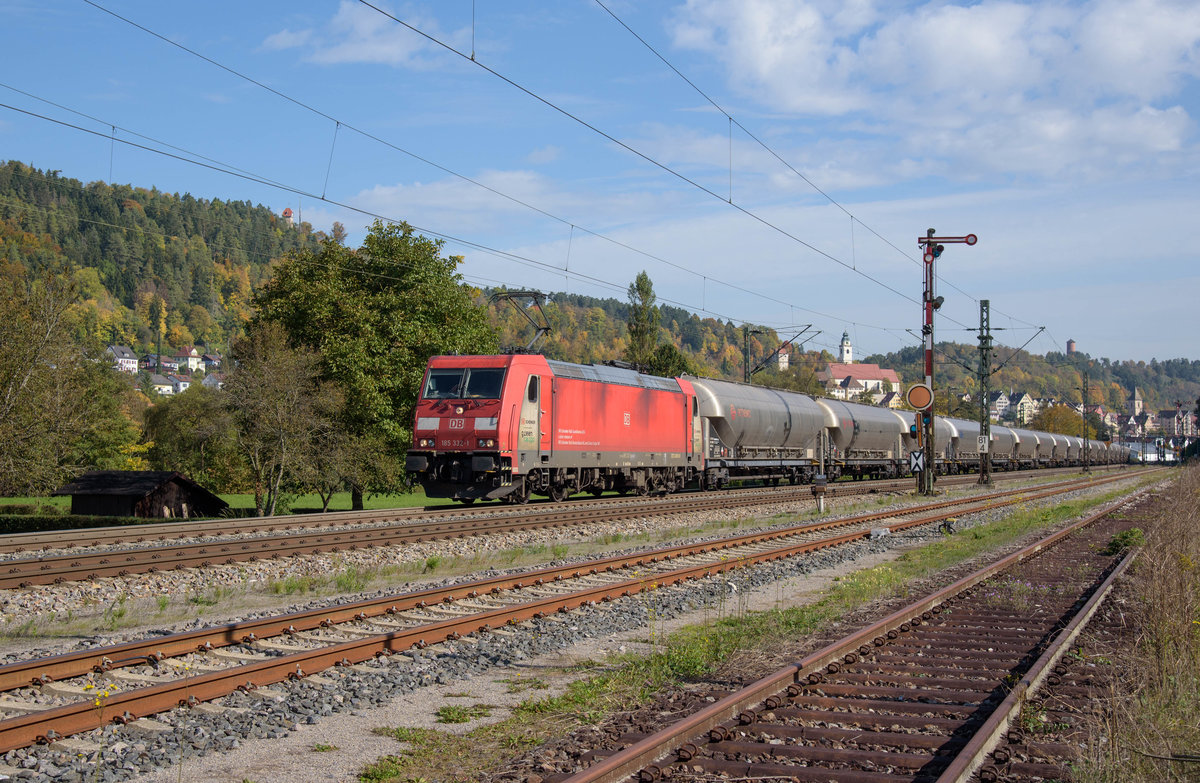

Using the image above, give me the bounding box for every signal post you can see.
[914,228,977,495]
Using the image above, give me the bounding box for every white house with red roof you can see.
[818,362,902,402]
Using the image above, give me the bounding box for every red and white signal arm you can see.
[905,383,933,410]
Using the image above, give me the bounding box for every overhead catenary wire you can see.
[352,0,937,316]
[77,1,894,338]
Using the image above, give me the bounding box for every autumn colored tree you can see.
[1029,404,1095,439]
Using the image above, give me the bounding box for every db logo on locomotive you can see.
[448,419,466,430]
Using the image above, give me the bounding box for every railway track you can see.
[0,466,1127,589]
[551,480,1150,782]
[0,470,1151,755]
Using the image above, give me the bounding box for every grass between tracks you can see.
[358,475,1160,783]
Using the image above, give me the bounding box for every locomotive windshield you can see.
[422,367,505,400]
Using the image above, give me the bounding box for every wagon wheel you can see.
[458,498,476,505]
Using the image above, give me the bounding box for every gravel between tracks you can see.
[0,472,1156,783]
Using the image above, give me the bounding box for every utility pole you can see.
[1079,371,1091,473]
[914,228,978,495]
[742,325,763,384]
[977,299,993,485]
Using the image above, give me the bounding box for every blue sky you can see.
[1,0,1198,363]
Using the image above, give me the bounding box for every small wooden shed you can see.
[53,471,228,518]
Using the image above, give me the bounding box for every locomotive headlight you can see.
[418,438,434,448]
[454,406,464,415]
[478,438,495,448]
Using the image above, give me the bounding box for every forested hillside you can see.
[863,344,1200,415]
[4,159,1195,412]
[2,160,1197,499]
[0,161,323,352]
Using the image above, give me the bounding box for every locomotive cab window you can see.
[422,368,506,400]
[527,376,538,402]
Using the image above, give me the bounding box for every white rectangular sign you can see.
[909,451,925,473]
[977,435,989,453]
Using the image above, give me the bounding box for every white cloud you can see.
[261,1,470,69]
[667,0,1200,184]
[526,145,562,165]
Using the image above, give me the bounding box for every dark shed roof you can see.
[53,471,228,517]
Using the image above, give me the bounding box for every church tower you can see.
[838,331,853,364]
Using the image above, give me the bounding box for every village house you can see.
[106,345,138,374]
[149,374,174,396]
[1157,408,1197,437]
[173,346,203,372]
[987,391,1011,421]
[201,352,222,372]
[1007,392,1038,424]
[201,373,225,390]
[168,374,191,394]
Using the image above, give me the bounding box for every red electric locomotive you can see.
[405,354,701,503]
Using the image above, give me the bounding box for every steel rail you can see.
[0,482,840,554]
[934,534,1138,783]
[0,468,1135,590]
[0,473,1149,753]
[558,487,1151,783]
[0,488,824,588]
[0,472,1139,697]
[0,465,1122,555]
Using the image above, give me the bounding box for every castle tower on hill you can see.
[838,331,853,364]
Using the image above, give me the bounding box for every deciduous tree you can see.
[223,321,342,516]
[251,220,497,506]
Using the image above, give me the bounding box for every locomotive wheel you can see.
[549,485,568,502]
[506,484,530,504]
[459,498,476,505]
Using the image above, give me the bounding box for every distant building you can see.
[776,343,790,371]
[201,373,225,390]
[106,345,138,374]
[1008,392,1038,424]
[149,373,174,396]
[282,207,294,228]
[818,361,901,402]
[838,331,853,364]
[1127,387,1145,418]
[173,346,202,372]
[987,391,1011,421]
[53,470,228,518]
[1066,339,1076,355]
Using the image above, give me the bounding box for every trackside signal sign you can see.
[905,383,933,410]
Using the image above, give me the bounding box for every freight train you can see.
[404,354,1132,504]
